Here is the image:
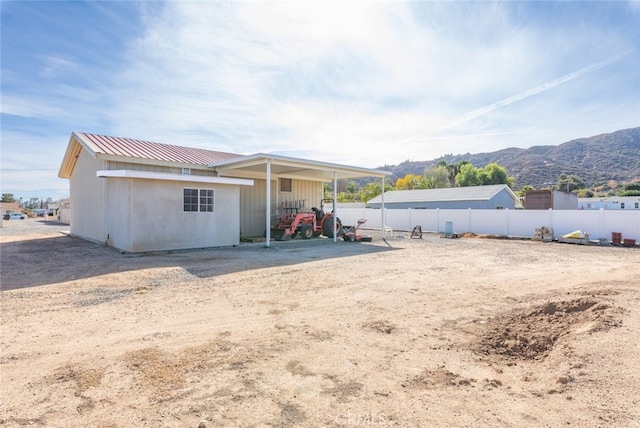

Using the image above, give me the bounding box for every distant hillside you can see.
[378,127,640,189]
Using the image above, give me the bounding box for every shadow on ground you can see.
[0,234,398,290]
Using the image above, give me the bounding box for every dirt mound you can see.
[477,298,621,360]
[363,320,396,334]
[402,367,506,391]
[403,367,470,389]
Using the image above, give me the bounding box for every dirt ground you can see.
[1,218,639,427]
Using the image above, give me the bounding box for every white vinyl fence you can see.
[336,208,640,242]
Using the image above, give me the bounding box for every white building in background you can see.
[578,196,640,210]
[367,185,521,210]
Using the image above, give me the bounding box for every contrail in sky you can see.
[436,53,627,133]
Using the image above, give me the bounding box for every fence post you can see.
[599,208,605,240]
[505,208,509,236]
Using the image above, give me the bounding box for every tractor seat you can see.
[311,207,323,221]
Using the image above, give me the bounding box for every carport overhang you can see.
[209,153,392,246]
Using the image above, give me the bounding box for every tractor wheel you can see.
[300,224,313,239]
[322,217,342,238]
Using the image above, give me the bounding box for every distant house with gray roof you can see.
[367,184,521,209]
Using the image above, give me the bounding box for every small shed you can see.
[524,190,577,210]
[367,184,520,209]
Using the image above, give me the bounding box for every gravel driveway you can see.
[0,216,70,237]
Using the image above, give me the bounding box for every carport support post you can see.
[265,160,271,248]
[333,171,338,242]
[381,176,386,239]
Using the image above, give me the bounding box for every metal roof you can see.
[59,131,391,182]
[59,132,244,178]
[368,184,517,204]
[76,132,242,165]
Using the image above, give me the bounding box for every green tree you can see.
[336,192,354,203]
[478,163,514,187]
[358,181,393,203]
[576,189,594,198]
[555,174,585,192]
[345,181,359,195]
[438,160,469,187]
[336,181,360,202]
[24,197,40,209]
[618,182,640,196]
[423,165,449,189]
[323,183,333,199]
[452,162,515,187]
[516,185,535,199]
[455,163,481,187]
[1,193,16,203]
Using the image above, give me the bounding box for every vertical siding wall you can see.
[105,178,133,251]
[240,179,268,237]
[59,207,71,224]
[552,192,578,210]
[69,149,108,243]
[337,207,640,241]
[281,179,324,213]
[239,179,323,238]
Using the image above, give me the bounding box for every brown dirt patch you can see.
[477,298,623,360]
[51,364,106,393]
[363,320,397,334]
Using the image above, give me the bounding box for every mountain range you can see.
[378,127,640,189]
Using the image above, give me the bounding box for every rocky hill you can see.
[379,127,640,189]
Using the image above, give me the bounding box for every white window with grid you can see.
[183,188,214,212]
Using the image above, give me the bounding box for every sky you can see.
[1,1,639,201]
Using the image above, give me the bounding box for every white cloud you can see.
[435,53,629,134]
[0,131,70,198]
[40,55,79,78]
[104,1,639,167]
[0,95,65,118]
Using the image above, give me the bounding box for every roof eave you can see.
[58,132,94,179]
[209,152,392,178]
[96,170,254,186]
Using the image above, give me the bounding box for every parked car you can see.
[3,213,27,220]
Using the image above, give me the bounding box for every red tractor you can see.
[273,199,342,241]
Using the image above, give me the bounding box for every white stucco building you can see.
[578,196,640,210]
[59,132,390,252]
